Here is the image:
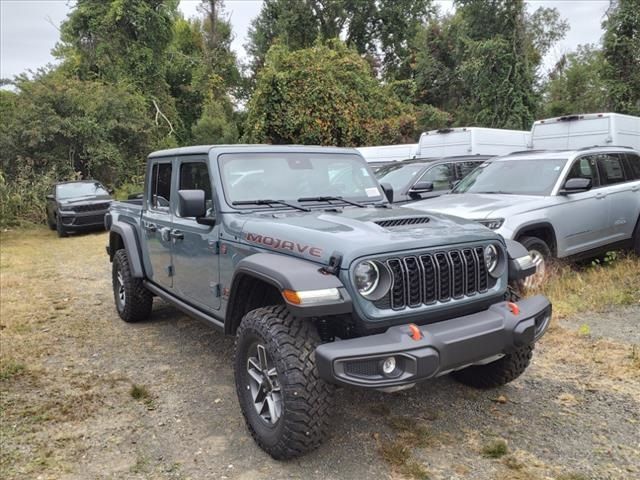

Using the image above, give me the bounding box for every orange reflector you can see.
[282,289,301,305]
[408,324,422,341]
[507,302,520,315]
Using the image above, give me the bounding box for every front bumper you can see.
[315,295,551,388]
[59,210,109,230]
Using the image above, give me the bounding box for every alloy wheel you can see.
[246,343,282,425]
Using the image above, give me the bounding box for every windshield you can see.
[375,163,426,191]
[219,153,383,206]
[453,158,568,196]
[57,182,109,199]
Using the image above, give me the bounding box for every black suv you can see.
[46,180,113,237]
[375,155,491,203]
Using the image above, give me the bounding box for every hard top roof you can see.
[148,144,360,159]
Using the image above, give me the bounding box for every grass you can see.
[534,254,640,319]
[0,358,26,380]
[481,439,508,458]
[130,384,151,401]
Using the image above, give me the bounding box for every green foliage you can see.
[244,41,416,146]
[543,45,608,117]
[602,0,640,115]
[414,0,568,129]
[245,0,432,82]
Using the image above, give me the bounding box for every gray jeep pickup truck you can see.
[106,145,551,459]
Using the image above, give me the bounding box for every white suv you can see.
[404,146,640,288]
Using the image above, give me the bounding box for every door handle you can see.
[170,230,184,241]
[632,185,639,192]
[595,193,606,199]
[143,222,157,232]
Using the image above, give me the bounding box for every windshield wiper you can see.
[474,191,514,195]
[297,196,366,208]
[232,199,311,212]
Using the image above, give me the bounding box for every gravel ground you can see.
[1,228,639,480]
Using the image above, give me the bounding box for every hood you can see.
[402,193,547,220]
[223,206,501,266]
[59,194,112,206]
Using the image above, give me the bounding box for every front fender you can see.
[230,253,352,318]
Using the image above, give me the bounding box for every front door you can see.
[552,155,609,255]
[171,158,220,311]
[141,160,174,289]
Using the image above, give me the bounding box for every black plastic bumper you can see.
[315,295,551,388]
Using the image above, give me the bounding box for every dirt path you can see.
[1,228,639,480]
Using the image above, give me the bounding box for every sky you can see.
[0,0,611,81]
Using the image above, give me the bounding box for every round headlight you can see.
[484,244,499,273]
[354,261,379,296]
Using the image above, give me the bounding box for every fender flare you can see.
[227,253,352,321]
[109,222,145,278]
[505,239,536,281]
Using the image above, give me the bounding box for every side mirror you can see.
[46,194,54,200]
[107,188,115,195]
[178,189,207,218]
[560,177,592,194]
[409,181,434,194]
[380,182,394,203]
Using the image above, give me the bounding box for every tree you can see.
[55,0,178,92]
[244,41,416,146]
[413,0,568,129]
[602,0,640,114]
[245,0,433,83]
[542,45,608,117]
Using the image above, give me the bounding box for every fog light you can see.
[381,356,396,375]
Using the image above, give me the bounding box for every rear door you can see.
[595,152,639,242]
[171,157,221,311]
[141,159,175,290]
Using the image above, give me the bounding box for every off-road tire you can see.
[47,215,56,230]
[451,345,533,389]
[112,249,152,323]
[56,215,68,237]
[234,305,335,460]
[517,236,551,290]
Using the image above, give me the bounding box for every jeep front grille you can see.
[73,202,110,212]
[374,247,489,310]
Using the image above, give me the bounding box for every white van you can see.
[417,127,531,158]
[531,113,640,151]
[356,143,419,167]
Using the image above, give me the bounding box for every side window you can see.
[150,162,173,210]
[623,153,640,180]
[596,153,626,185]
[418,164,452,190]
[178,162,214,217]
[454,161,482,180]
[566,156,599,187]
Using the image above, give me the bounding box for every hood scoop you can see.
[374,217,430,228]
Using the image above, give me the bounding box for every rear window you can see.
[624,153,640,180]
[595,154,626,185]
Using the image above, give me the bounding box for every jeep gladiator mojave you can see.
[106,145,551,459]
